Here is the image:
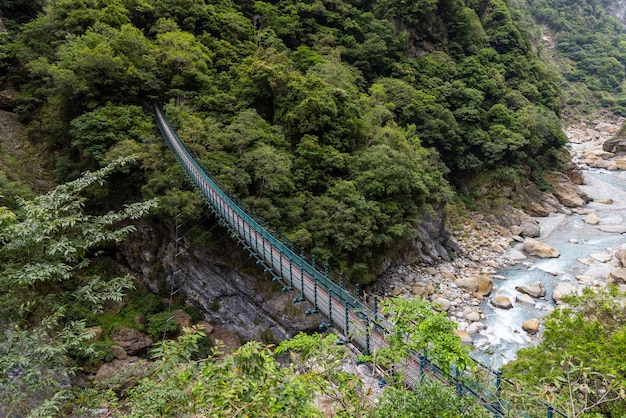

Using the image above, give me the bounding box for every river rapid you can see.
[476,122,626,368]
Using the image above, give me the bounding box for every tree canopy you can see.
[0,0,572,282]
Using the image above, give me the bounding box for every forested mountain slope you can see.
[524,0,626,115]
[1,0,571,282]
[3,0,626,416]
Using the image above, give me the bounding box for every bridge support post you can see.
[344,301,349,337]
[495,370,502,394]
[365,315,371,356]
[288,256,293,289]
[328,289,333,326]
[373,297,379,322]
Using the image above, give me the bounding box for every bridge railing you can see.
[154,105,373,317]
[155,105,568,418]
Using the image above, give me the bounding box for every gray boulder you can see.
[515,281,546,298]
[602,136,626,154]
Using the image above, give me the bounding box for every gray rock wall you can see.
[119,220,320,343]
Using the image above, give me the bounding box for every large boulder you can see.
[454,329,473,346]
[515,281,546,298]
[523,238,560,258]
[515,293,536,307]
[549,173,586,207]
[476,276,494,296]
[569,165,585,185]
[171,309,192,332]
[110,327,154,355]
[197,320,214,335]
[466,311,481,322]
[615,249,626,267]
[519,217,541,238]
[211,327,242,354]
[465,322,485,335]
[602,136,626,154]
[522,318,541,334]
[490,295,513,309]
[110,346,127,360]
[552,182,585,207]
[95,357,151,383]
[523,201,550,217]
[590,252,612,263]
[609,269,626,284]
[85,326,103,343]
[583,212,600,225]
[597,225,626,233]
[432,297,451,312]
[454,277,478,292]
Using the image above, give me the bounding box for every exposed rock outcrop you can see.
[120,221,320,343]
[110,327,154,356]
[548,173,587,207]
[391,209,462,268]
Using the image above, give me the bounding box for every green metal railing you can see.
[155,105,568,417]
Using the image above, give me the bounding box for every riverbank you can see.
[372,113,626,361]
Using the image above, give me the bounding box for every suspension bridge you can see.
[155,104,567,417]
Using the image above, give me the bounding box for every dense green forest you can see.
[2,0,626,416]
[0,0,573,282]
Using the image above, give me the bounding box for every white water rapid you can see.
[475,167,626,368]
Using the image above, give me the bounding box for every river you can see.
[474,168,626,368]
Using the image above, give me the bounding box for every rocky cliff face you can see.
[119,220,321,343]
[389,207,462,269]
[606,0,626,26]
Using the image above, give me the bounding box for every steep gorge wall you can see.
[118,219,321,342]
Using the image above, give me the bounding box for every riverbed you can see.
[476,167,626,367]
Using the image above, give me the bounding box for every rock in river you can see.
[515,293,536,307]
[490,295,513,309]
[522,318,541,334]
[515,281,546,298]
[523,238,560,258]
